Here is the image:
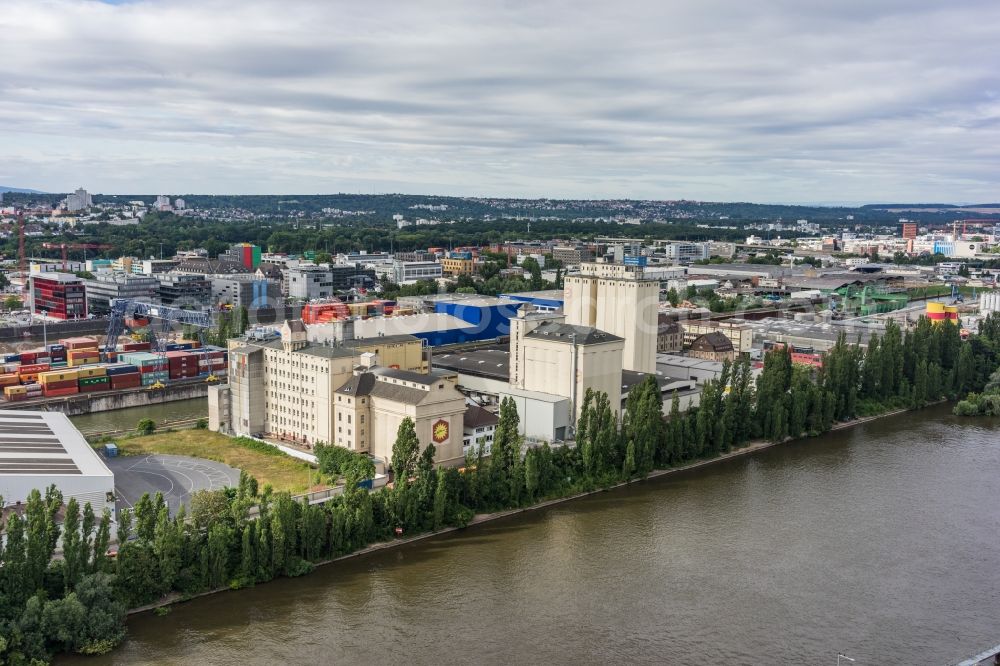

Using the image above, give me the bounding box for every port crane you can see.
[104,299,219,383]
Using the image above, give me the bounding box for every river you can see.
[70,404,1000,665]
[69,398,207,436]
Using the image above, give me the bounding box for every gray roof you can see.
[368,381,431,405]
[341,333,420,347]
[432,349,511,381]
[691,331,734,352]
[335,373,376,397]
[371,366,452,385]
[463,404,498,430]
[524,322,622,345]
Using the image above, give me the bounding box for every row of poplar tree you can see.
[2,313,997,664]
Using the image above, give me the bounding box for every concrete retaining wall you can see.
[0,382,210,416]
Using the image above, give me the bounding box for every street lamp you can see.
[837,653,855,665]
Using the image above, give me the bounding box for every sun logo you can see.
[432,419,449,443]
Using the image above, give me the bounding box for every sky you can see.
[1,0,999,203]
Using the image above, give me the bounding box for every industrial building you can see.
[0,410,115,518]
[333,358,468,465]
[563,261,659,373]
[212,321,429,451]
[498,289,564,312]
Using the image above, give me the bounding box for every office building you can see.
[392,260,443,284]
[158,273,211,307]
[663,242,710,263]
[211,276,281,310]
[83,272,159,314]
[440,252,475,277]
[219,243,262,270]
[29,273,87,320]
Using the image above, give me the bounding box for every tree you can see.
[666,288,680,307]
[3,294,21,310]
[391,418,420,483]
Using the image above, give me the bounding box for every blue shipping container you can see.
[103,443,119,457]
[105,364,139,376]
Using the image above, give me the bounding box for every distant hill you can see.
[863,203,1000,209]
[0,186,46,194]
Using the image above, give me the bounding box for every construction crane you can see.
[41,242,113,271]
[16,210,26,275]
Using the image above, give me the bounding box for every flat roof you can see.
[0,411,113,478]
[499,289,565,301]
[433,348,511,381]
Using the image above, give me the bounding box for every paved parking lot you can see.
[105,453,241,515]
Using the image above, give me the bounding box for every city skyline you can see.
[1,0,999,202]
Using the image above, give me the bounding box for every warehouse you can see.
[0,410,115,517]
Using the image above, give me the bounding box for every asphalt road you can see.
[105,453,241,515]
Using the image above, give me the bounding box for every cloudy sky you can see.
[1,0,999,202]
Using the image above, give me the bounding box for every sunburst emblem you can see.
[432,419,449,443]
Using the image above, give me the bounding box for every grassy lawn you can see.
[116,429,322,495]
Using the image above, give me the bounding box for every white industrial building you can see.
[0,411,115,517]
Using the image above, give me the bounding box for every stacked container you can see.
[121,341,152,352]
[23,383,42,399]
[79,376,110,393]
[48,344,67,365]
[40,368,80,397]
[166,351,201,379]
[107,363,141,390]
[4,385,27,401]
[0,373,20,388]
[62,337,101,367]
[18,363,52,383]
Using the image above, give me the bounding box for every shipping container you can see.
[110,374,141,390]
[80,381,110,393]
[42,386,78,397]
[79,376,110,386]
[42,379,77,391]
[76,366,108,379]
[103,443,119,458]
[39,369,80,383]
[18,363,51,375]
[4,354,19,363]
[121,342,152,352]
[59,336,100,350]
[0,374,20,387]
[105,364,139,376]
[4,385,27,396]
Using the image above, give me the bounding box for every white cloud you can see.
[0,0,998,201]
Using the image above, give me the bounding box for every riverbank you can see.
[125,401,929,618]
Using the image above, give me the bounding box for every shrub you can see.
[136,419,156,436]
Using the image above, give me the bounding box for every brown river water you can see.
[66,404,1000,665]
